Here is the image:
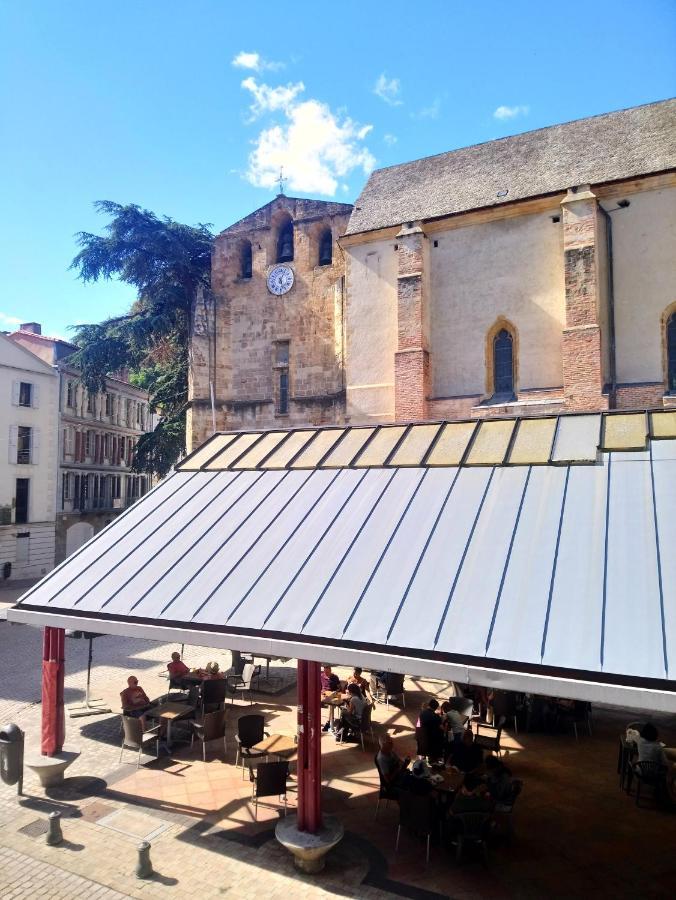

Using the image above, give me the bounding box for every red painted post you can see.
[296,659,322,834]
[41,626,65,756]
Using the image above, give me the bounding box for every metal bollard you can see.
[46,811,63,846]
[136,840,153,879]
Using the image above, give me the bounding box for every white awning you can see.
[9,413,676,712]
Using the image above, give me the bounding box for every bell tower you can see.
[187,195,353,451]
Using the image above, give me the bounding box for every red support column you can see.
[296,659,322,834]
[41,626,65,756]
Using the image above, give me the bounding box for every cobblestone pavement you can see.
[0,845,130,899]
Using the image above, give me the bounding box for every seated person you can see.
[419,698,445,761]
[448,728,484,773]
[636,722,666,764]
[335,683,366,741]
[120,676,150,724]
[376,734,410,788]
[348,666,370,697]
[320,664,341,693]
[398,758,434,796]
[167,652,189,686]
[484,755,513,804]
[452,772,493,814]
[441,700,467,745]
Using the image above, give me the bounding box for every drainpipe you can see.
[598,203,617,408]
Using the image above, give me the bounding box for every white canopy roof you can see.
[9,412,676,712]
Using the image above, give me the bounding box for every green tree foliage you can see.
[69,201,214,477]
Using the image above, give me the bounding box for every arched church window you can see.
[667,311,676,394]
[318,228,332,266]
[493,329,515,397]
[240,240,252,279]
[276,219,294,263]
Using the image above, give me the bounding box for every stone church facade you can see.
[187,99,676,450]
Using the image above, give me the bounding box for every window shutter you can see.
[95,434,100,463]
[74,430,81,461]
[8,425,18,463]
[31,427,40,464]
[12,381,20,406]
[32,383,40,408]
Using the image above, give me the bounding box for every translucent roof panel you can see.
[204,432,263,470]
[507,417,557,465]
[231,431,289,469]
[388,424,442,466]
[426,422,476,466]
[178,434,239,470]
[550,414,601,464]
[320,428,376,468]
[465,419,516,466]
[290,429,345,468]
[261,430,316,469]
[602,413,648,451]
[651,411,676,440]
[353,426,407,467]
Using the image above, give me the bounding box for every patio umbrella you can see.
[41,626,65,755]
[66,630,112,718]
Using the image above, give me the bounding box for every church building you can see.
[187,98,675,450]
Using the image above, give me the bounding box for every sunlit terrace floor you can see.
[101,673,676,900]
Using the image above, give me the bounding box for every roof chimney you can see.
[20,322,42,334]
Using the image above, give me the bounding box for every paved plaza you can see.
[1,612,675,899]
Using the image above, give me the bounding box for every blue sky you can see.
[1,0,674,339]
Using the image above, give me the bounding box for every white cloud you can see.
[493,104,530,120]
[241,76,305,120]
[412,98,441,120]
[232,51,284,72]
[0,312,21,327]
[373,73,402,106]
[383,133,398,145]
[242,79,375,196]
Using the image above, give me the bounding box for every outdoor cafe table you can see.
[427,769,464,795]
[146,701,195,750]
[321,690,344,728]
[251,733,297,760]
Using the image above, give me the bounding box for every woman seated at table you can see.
[448,728,484,773]
[484,755,513,804]
[452,772,493,814]
[335,683,366,741]
[635,722,666,763]
[120,676,151,726]
[398,758,434,796]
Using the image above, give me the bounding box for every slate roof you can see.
[345,99,676,235]
[219,195,353,238]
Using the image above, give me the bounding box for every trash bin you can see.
[0,722,24,794]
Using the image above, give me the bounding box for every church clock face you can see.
[267,265,294,296]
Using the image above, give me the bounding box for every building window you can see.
[66,381,75,407]
[667,311,676,394]
[17,426,31,464]
[126,399,132,425]
[241,240,253,278]
[15,533,30,566]
[276,218,294,263]
[62,472,71,508]
[86,391,94,413]
[274,341,290,415]
[493,329,515,397]
[15,479,29,524]
[19,382,33,407]
[112,475,121,500]
[105,393,113,416]
[318,228,332,266]
[85,430,92,457]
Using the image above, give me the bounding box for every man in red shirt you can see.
[167,652,189,685]
[120,676,151,726]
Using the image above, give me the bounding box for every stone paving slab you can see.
[0,844,131,899]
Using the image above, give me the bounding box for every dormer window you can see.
[277,219,294,262]
[318,229,332,266]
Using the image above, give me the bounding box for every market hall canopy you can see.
[8,411,676,713]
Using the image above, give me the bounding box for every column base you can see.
[275,814,344,874]
[25,748,80,788]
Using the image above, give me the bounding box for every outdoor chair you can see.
[474,723,503,757]
[491,691,519,734]
[633,760,667,807]
[226,663,261,705]
[339,701,375,750]
[235,713,269,778]
[557,701,593,740]
[493,778,523,838]
[191,708,227,761]
[395,789,437,865]
[119,715,161,768]
[618,736,636,791]
[372,672,406,709]
[201,678,227,714]
[373,754,398,820]
[249,760,289,820]
[452,811,491,863]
